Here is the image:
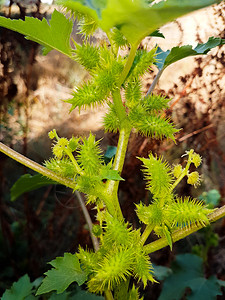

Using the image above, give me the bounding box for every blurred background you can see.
[0,1,225,299]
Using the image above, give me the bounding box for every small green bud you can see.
[173,164,183,178]
[68,136,79,152]
[52,144,63,159]
[48,129,57,139]
[187,171,201,187]
[58,138,69,147]
[192,153,202,168]
[92,224,102,237]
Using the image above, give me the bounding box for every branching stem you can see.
[144,205,225,254]
[170,149,194,191]
[141,224,154,245]
[0,142,76,190]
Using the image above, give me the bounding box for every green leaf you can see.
[0,10,73,57]
[61,0,220,45]
[149,29,165,39]
[155,37,225,69]
[104,146,117,160]
[48,291,71,300]
[199,189,221,208]
[36,253,87,295]
[10,174,56,202]
[152,265,172,281]
[58,0,106,20]
[159,254,223,300]
[100,0,220,45]
[71,286,104,299]
[99,164,124,181]
[1,274,33,300]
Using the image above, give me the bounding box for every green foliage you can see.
[0,10,73,57]
[36,253,87,295]
[0,0,224,299]
[155,37,225,69]
[62,0,219,45]
[199,189,221,208]
[1,274,34,300]
[10,174,56,201]
[158,254,224,300]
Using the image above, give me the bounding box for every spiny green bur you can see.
[0,1,224,299]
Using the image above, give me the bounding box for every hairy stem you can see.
[144,205,225,254]
[104,125,131,221]
[0,142,76,189]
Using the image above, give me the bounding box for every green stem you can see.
[170,149,194,191]
[144,205,225,254]
[141,224,154,245]
[64,148,83,175]
[118,42,139,86]
[104,126,131,221]
[112,89,128,126]
[0,142,76,190]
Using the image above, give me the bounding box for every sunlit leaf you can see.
[0,10,73,56]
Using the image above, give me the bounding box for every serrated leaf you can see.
[1,274,33,300]
[159,254,223,300]
[155,37,225,69]
[61,0,220,45]
[0,10,73,57]
[10,174,56,201]
[36,253,87,295]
